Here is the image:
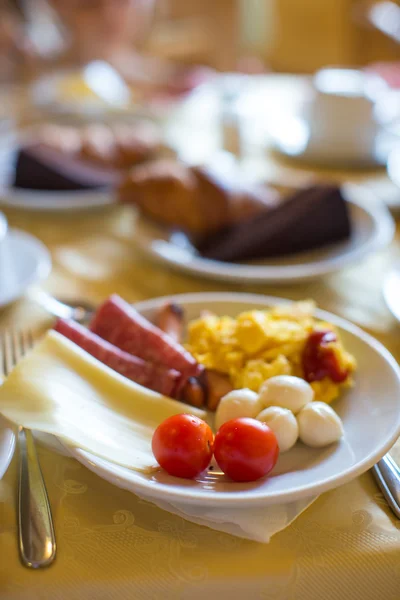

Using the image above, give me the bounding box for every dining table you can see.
[0,74,400,599]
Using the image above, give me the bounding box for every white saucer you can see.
[267,111,393,168]
[132,184,395,284]
[0,229,52,308]
[65,293,400,508]
[0,416,15,480]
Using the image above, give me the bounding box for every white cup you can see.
[304,68,378,161]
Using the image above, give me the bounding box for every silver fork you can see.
[1,330,56,568]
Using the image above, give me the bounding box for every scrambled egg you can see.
[186,301,356,403]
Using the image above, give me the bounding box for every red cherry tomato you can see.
[152,414,214,479]
[302,330,349,384]
[214,418,279,482]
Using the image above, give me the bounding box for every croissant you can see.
[34,122,162,169]
[118,159,279,235]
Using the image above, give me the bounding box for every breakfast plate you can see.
[132,185,395,284]
[0,130,116,212]
[65,292,400,508]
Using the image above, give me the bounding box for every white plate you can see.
[0,131,116,212]
[383,265,400,323]
[66,292,400,508]
[132,185,395,284]
[31,69,140,121]
[0,416,15,480]
[30,69,185,124]
[0,229,52,308]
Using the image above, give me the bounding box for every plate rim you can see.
[133,187,395,283]
[66,292,400,507]
[383,265,400,323]
[0,416,16,480]
[0,228,52,308]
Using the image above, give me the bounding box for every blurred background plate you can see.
[0,128,116,211]
[132,184,395,284]
[0,229,51,308]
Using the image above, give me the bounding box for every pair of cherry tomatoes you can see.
[152,414,279,482]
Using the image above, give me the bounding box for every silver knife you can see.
[372,453,400,519]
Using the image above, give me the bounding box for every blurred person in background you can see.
[0,0,213,94]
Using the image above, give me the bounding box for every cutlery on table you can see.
[29,287,95,324]
[1,330,56,568]
[372,453,400,519]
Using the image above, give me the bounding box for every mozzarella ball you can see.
[297,402,344,448]
[259,375,314,415]
[215,389,263,431]
[256,406,299,453]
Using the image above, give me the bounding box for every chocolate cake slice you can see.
[13,144,120,191]
[197,185,352,262]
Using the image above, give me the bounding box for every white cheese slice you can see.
[0,331,207,473]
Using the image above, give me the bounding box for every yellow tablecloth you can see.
[0,204,399,600]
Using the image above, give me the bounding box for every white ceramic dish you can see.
[0,229,51,308]
[383,264,400,323]
[31,69,140,120]
[264,69,395,168]
[132,184,395,284]
[0,131,116,212]
[268,112,393,168]
[30,69,184,124]
[0,416,15,480]
[65,292,400,508]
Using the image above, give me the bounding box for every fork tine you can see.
[0,329,34,379]
[20,330,33,355]
[2,330,14,377]
[12,330,22,364]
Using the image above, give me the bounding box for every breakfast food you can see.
[185,301,356,404]
[214,389,263,430]
[203,370,233,411]
[0,331,207,473]
[117,155,352,263]
[14,144,120,191]
[197,184,352,262]
[256,407,299,453]
[79,123,162,169]
[214,418,279,482]
[258,375,314,414]
[14,122,162,192]
[90,295,203,389]
[0,295,353,484]
[118,159,279,236]
[297,402,344,447]
[155,302,184,344]
[152,414,214,479]
[54,318,181,397]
